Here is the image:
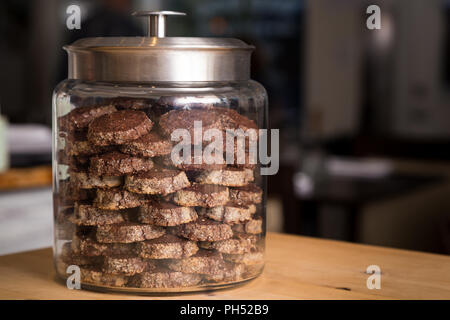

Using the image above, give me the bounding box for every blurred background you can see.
[1,0,450,255]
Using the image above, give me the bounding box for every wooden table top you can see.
[0,232,449,300]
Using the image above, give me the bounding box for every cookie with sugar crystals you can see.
[89,151,154,176]
[94,188,148,210]
[138,200,198,227]
[59,105,117,132]
[120,132,172,157]
[125,167,189,195]
[102,255,153,276]
[229,184,262,205]
[136,234,198,259]
[70,170,122,189]
[80,266,129,287]
[96,222,165,243]
[198,202,256,224]
[195,167,254,187]
[71,202,126,226]
[129,268,201,288]
[204,262,246,283]
[175,217,233,242]
[167,250,225,275]
[87,110,153,146]
[173,184,229,208]
[198,233,258,255]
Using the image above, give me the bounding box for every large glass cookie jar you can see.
[53,11,268,293]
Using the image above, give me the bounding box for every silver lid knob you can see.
[132,11,186,38]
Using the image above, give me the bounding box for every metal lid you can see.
[64,11,254,82]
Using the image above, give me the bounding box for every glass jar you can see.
[52,11,267,293]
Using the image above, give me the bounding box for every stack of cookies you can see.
[55,97,264,289]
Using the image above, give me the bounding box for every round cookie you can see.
[80,266,129,287]
[65,130,112,156]
[223,251,264,266]
[173,184,229,208]
[129,268,201,288]
[69,170,122,189]
[167,250,224,275]
[199,202,256,224]
[176,217,233,241]
[87,110,153,146]
[60,242,103,266]
[194,167,254,187]
[198,233,258,254]
[120,132,172,157]
[138,201,198,226]
[232,217,263,234]
[94,188,147,210]
[59,105,117,132]
[157,152,226,171]
[71,202,126,226]
[102,255,150,276]
[136,234,198,259]
[96,222,165,243]
[229,184,263,205]
[89,151,154,176]
[125,167,190,195]
[204,262,246,283]
[71,233,136,257]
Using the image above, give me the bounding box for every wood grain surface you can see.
[0,166,52,191]
[0,232,449,299]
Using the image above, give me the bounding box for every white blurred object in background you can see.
[8,124,52,154]
[0,113,8,172]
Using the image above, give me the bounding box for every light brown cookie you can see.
[71,202,126,226]
[194,167,254,187]
[198,233,258,254]
[204,262,246,283]
[129,268,202,288]
[173,184,229,208]
[125,167,190,195]
[96,222,165,243]
[232,217,263,234]
[138,200,198,226]
[167,250,225,275]
[80,266,129,287]
[89,151,154,176]
[102,255,151,276]
[156,152,226,171]
[229,184,263,205]
[94,188,148,210]
[199,202,256,224]
[87,110,153,146]
[120,132,172,157]
[223,251,264,266]
[137,234,198,259]
[176,217,233,241]
[69,170,122,189]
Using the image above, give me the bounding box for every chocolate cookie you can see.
[223,251,264,266]
[70,170,122,189]
[157,152,226,171]
[198,233,258,254]
[87,110,153,146]
[138,201,198,226]
[71,202,126,226]
[80,266,129,287]
[176,217,233,241]
[59,105,117,132]
[173,184,229,208]
[232,217,263,234]
[65,130,112,156]
[194,167,254,187]
[60,242,103,266]
[167,250,224,275]
[204,262,245,283]
[125,167,190,195]
[89,151,154,176]
[137,234,198,259]
[102,255,150,276]
[120,132,172,157]
[59,180,95,201]
[199,202,256,224]
[229,184,262,205]
[129,268,201,288]
[71,233,136,257]
[96,222,165,243]
[94,188,147,210]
